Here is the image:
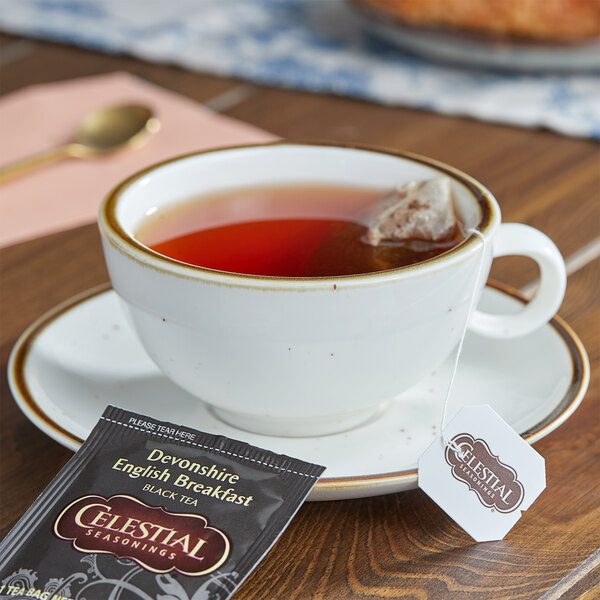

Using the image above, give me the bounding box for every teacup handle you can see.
[469,223,566,338]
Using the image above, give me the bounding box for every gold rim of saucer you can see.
[98,142,498,288]
[8,280,589,492]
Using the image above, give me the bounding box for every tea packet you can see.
[0,406,325,600]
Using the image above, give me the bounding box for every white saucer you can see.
[8,283,589,501]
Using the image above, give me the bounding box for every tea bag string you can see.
[440,229,487,456]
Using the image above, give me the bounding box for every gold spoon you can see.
[0,104,160,183]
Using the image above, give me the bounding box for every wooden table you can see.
[1,34,599,599]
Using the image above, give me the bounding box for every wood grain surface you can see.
[1,34,598,599]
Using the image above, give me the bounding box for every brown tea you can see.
[136,184,465,277]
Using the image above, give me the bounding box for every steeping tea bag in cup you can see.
[364,178,458,245]
[305,177,463,275]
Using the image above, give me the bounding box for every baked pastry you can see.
[353,0,600,41]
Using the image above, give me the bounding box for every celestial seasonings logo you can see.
[445,433,524,513]
[54,494,230,575]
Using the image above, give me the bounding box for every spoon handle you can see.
[0,144,72,184]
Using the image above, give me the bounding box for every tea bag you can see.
[304,177,460,275]
[364,177,457,246]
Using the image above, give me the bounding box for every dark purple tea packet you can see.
[0,406,325,599]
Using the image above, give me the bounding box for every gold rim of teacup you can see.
[99,141,499,289]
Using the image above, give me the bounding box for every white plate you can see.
[8,283,588,501]
[352,4,600,73]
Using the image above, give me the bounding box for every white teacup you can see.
[99,143,566,437]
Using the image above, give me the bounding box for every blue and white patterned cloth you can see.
[1,0,599,139]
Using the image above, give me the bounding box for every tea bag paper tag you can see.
[418,405,546,542]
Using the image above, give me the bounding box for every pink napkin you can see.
[0,72,276,248]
